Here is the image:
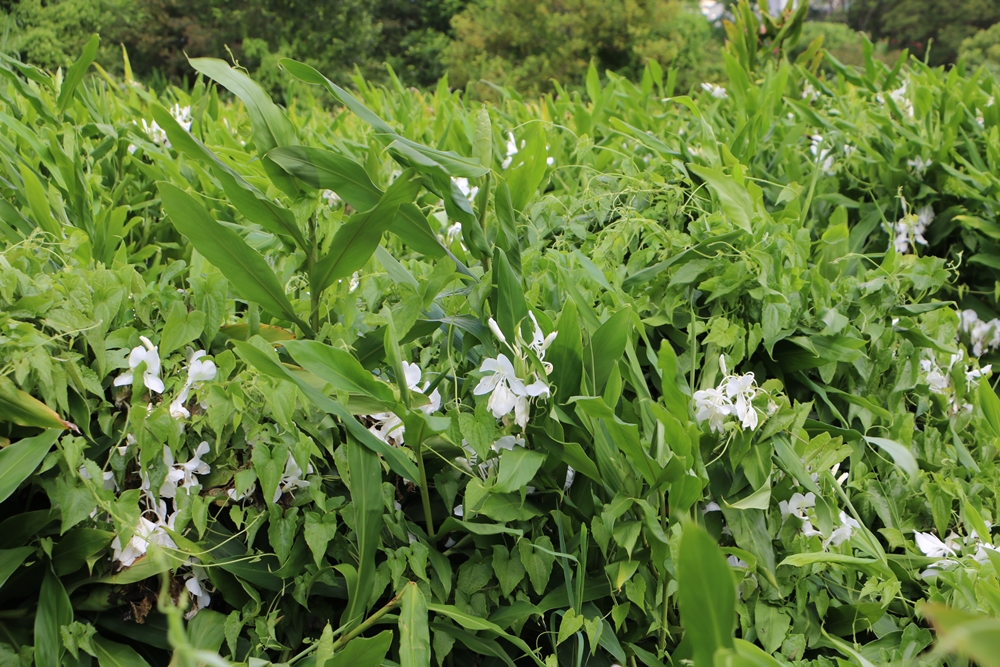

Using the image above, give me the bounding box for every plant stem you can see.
[330,583,409,652]
[658,489,669,652]
[415,440,435,537]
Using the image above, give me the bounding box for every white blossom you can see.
[914,531,958,558]
[140,119,168,146]
[79,465,117,491]
[321,190,342,207]
[171,350,217,419]
[501,132,519,169]
[824,512,861,549]
[171,104,192,132]
[878,82,914,117]
[563,466,576,492]
[810,135,835,176]
[907,156,932,175]
[958,309,1000,357]
[779,492,822,537]
[446,222,463,245]
[115,336,165,394]
[366,361,442,446]
[112,508,177,568]
[273,454,313,503]
[892,202,932,254]
[693,356,762,433]
[183,565,212,618]
[453,177,479,201]
[701,82,728,99]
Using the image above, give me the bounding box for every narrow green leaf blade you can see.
[282,340,396,405]
[341,437,383,630]
[400,583,430,667]
[157,182,311,334]
[0,429,61,504]
[677,522,735,667]
[35,569,73,667]
[92,636,152,667]
[57,34,99,111]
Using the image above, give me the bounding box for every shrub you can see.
[960,21,1000,76]
[444,0,723,95]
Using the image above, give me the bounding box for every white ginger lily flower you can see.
[322,189,342,207]
[112,509,178,568]
[453,177,479,201]
[701,82,728,99]
[476,314,556,428]
[115,336,165,394]
[171,351,217,419]
[171,104,192,132]
[824,512,861,549]
[914,531,958,558]
[183,565,212,618]
[693,356,762,432]
[779,492,822,537]
[366,361,441,446]
[274,454,314,503]
[501,132,518,169]
[907,156,932,175]
[809,135,835,176]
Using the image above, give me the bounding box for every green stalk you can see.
[658,489,670,652]
[416,439,435,537]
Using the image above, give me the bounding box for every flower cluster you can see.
[322,189,343,207]
[959,309,1000,356]
[877,82,914,117]
[890,201,933,254]
[915,528,999,580]
[920,348,990,416]
[779,492,861,550]
[809,135,835,176]
[701,82,728,99]
[366,361,442,446]
[474,313,556,429]
[170,352,218,419]
[907,156,932,176]
[693,356,763,433]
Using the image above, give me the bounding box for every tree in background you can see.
[847,0,1000,66]
[445,0,723,96]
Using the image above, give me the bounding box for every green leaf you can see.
[778,552,892,577]
[157,182,312,335]
[57,34,99,112]
[268,146,445,259]
[979,380,1000,437]
[0,429,61,505]
[159,302,206,357]
[341,436,383,630]
[473,108,492,168]
[400,583,430,667]
[493,249,527,345]
[35,569,73,667]
[687,164,754,233]
[52,528,114,576]
[492,447,546,494]
[304,512,339,568]
[544,304,583,405]
[922,604,1000,667]
[587,309,631,394]
[0,547,34,590]
[311,170,422,294]
[0,376,72,431]
[557,609,584,645]
[677,522,735,667]
[864,436,919,479]
[427,603,545,667]
[19,164,60,236]
[151,104,307,248]
[282,340,395,405]
[188,610,227,653]
[330,631,393,667]
[232,341,419,480]
[92,636,152,667]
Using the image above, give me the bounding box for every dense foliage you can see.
[7,2,1000,667]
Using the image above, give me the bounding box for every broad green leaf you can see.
[232,341,419,480]
[157,182,312,335]
[427,603,545,667]
[0,376,73,430]
[330,631,393,667]
[188,610,227,653]
[400,583,430,667]
[0,429,61,504]
[311,170,421,294]
[979,380,1000,437]
[0,547,34,590]
[864,436,919,479]
[35,569,73,667]
[586,309,631,394]
[493,248,527,345]
[778,552,892,577]
[687,164,754,233]
[19,164,60,236]
[151,104,306,248]
[268,146,445,258]
[57,34,99,112]
[473,108,492,168]
[52,528,114,576]
[282,340,395,405]
[429,622,515,667]
[677,522,735,667]
[92,636,152,667]
[492,447,546,494]
[922,604,1000,667]
[545,301,583,403]
[656,341,690,421]
[341,436,383,630]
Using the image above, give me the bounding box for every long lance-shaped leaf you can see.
[189,57,299,195]
[677,522,736,667]
[150,104,307,249]
[278,59,486,178]
[35,568,73,667]
[231,341,419,481]
[57,34,98,112]
[282,340,396,406]
[92,636,153,667]
[157,182,312,336]
[341,436,383,631]
[0,376,74,431]
[0,429,61,505]
[399,584,430,667]
[311,169,422,294]
[268,146,446,259]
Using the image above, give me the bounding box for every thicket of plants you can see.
[6,1,1000,666]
